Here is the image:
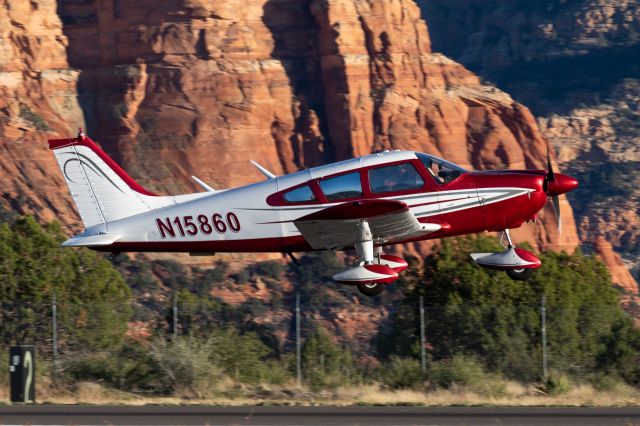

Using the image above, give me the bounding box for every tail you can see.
[49,129,160,230]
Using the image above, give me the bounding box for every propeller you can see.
[544,147,561,234]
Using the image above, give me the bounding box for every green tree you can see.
[300,327,358,389]
[378,235,640,384]
[0,217,131,352]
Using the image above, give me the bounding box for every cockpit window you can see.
[320,172,363,201]
[369,163,424,194]
[416,153,466,184]
[284,185,316,203]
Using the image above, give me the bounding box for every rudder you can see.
[49,129,158,230]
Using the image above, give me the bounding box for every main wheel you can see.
[506,268,535,281]
[357,282,385,297]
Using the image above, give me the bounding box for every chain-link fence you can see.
[2,291,636,391]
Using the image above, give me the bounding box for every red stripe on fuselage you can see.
[93,236,312,253]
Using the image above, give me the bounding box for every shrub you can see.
[0,350,7,387]
[150,336,225,398]
[231,268,250,284]
[300,328,359,390]
[590,373,629,393]
[378,356,424,389]
[539,372,571,396]
[260,360,292,386]
[201,261,229,291]
[428,355,507,397]
[207,328,272,384]
[253,260,283,281]
[65,342,169,394]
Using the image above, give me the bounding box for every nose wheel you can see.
[501,229,536,281]
[357,282,385,297]
[506,268,535,281]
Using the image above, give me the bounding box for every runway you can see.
[1,405,639,425]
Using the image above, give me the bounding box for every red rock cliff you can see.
[1,0,579,252]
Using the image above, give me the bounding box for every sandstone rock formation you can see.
[418,0,640,74]
[1,0,579,253]
[0,0,86,229]
[594,237,638,294]
[420,0,639,286]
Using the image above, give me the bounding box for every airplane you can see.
[48,129,578,297]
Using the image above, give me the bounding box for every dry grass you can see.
[340,383,640,407]
[1,380,639,407]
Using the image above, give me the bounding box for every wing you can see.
[293,199,442,250]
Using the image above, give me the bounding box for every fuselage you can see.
[92,150,555,254]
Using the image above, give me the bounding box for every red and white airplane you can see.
[49,129,578,296]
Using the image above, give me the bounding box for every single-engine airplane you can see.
[49,129,578,296]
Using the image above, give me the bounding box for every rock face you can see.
[0,0,86,228]
[419,0,640,75]
[419,0,639,286]
[594,237,638,294]
[1,0,579,253]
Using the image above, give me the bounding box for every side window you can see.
[320,172,363,201]
[369,163,424,194]
[417,153,463,184]
[284,185,315,203]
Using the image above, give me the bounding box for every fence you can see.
[0,292,634,388]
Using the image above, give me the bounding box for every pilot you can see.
[424,159,444,184]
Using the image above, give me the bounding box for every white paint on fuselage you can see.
[86,150,531,246]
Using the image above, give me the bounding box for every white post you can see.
[172,293,178,336]
[541,294,548,380]
[420,295,426,372]
[52,294,57,368]
[296,292,302,387]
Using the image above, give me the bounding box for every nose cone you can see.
[547,173,579,196]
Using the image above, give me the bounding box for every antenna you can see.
[191,176,215,192]
[250,160,276,180]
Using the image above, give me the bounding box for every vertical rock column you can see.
[0,0,85,226]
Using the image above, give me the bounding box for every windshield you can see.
[416,152,467,184]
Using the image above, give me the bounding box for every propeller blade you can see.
[546,147,556,184]
[552,194,561,235]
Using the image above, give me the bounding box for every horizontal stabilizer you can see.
[62,233,120,247]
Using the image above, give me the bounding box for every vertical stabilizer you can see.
[49,129,158,230]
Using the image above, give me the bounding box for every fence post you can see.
[172,292,178,336]
[419,295,426,372]
[51,294,57,370]
[296,292,302,388]
[541,293,548,380]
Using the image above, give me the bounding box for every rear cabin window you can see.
[369,163,424,194]
[283,185,316,203]
[320,172,363,201]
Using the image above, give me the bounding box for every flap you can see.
[294,200,441,250]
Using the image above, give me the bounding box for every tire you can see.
[357,282,385,297]
[506,268,535,281]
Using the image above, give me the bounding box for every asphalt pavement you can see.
[1,405,640,425]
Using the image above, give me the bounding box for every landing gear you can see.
[357,282,385,297]
[332,220,400,297]
[470,228,541,280]
[501,229,535,281]
[506,268,535,281]
[354,221,387,297]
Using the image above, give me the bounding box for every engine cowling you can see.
[333,264,398,285]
